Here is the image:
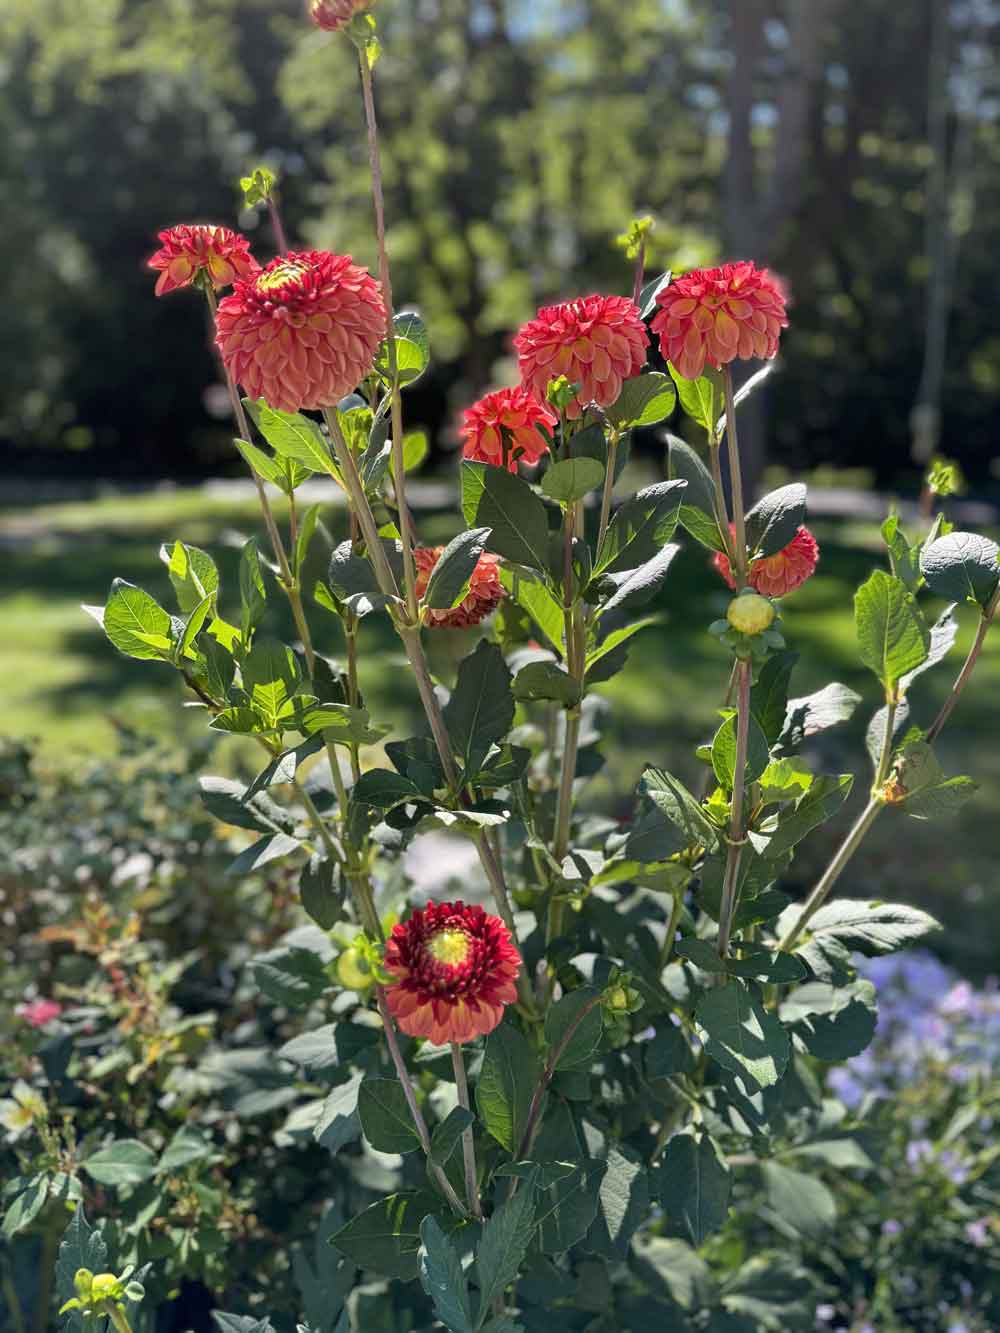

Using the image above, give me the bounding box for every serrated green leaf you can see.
[443,640,515,779]
[429,1107,475,1167]
[245,399,338,477]
[593,480,686,577]
[475,1024,539,1154]
[655,1132,730,1246]
[358,1078,422,1154]
[461,462,550,574]
[544,988,602,1069]
[475,1172,537,1322]
[419,1216,473,1333]
[695,982,790,1091]
[332,1190,445,1281]
[855,570,930,690]
[102,580,173,660]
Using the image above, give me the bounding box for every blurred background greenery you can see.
[1,1,998,975]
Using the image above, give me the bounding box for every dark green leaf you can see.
[461,462,550,573]
[711,711,770,791]
[544,988,602,1069]
[695,982,790,1091]
[419,1216,473,1333]
[2,1176,48,1238]
[56,1207,108,1319]
[332,1190,446,1281]
[475,1172,537,1321]
[358,1078,423,1154]
[744,484,806,559]
[748,773,853,861]
[429,1107,475,1167]
[750,651,798,745]
[780,898,940,956]
[593,480,686,576]
[443,640,516,779]
[780,980,877,1061]
[779,683,861,750]
[299,855,343,930]
[475,1023,539,1153]
[423,527,492,609]
[587,1147,649,1260]
[666,436,726,551]
[252,944,329,1008]
[655,1132,731,1246]
[158,1126,215,1173]
[512,660,580,707]
[535,1161,604,1254]
[329,540,399,615]
[199,776,292,835]
[920,531,1000,607]
[314,1072,364,1155]
[598,543,680,617]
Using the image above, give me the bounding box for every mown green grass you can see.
[2,486,998,974]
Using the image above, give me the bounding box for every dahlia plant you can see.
[69,6,1000,1330]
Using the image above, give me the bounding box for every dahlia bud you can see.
[308,0,373,32]
[336,947,374,992]
[727,592,776,635]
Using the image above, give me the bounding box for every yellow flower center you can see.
[426,929,470,966]
[257,259,308,293]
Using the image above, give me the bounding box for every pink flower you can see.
[383,900,521,1044]
[651,261,788,380]
[147,224,259,298]
[414,546,504,628]
[215,251,385,413]
[461,386,556,472]
[713,524,819,597]
[514,294,648,419]
[18,999,62,1029]
[308,0,373,30]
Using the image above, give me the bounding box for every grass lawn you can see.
[2,483,998,976]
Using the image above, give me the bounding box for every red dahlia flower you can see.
[461,386,556,471]
[383,900,521,1044]
[414,546,504,628]
[651,261,788,381]
[215,251,385,413]
[147,224,259,297]
[514,294,648,419]
[713,524,819,597]
[308,0,372,30]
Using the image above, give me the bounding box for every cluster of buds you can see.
[60,1267,145,1321]
[601,968,644,1046]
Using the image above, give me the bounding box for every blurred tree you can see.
[0,0,997,488]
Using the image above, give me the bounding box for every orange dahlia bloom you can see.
[461,386,556,472]
[147,224,259,297]
[383,900,521,1044]
[308,0,372,30]
[713,524,819,597]
[215,251,385,413]
[651,261,788,381]
[514,294,648,420]
[414,546,504,628]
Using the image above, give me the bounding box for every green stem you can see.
[708,441,736,564]
[357,50,418,623]
[927,593,998,741]
[515,995,602,1160]
[105,1307,133,1333]
[596,432,619,556]
[779,595,999,953]
[722,365,748,585]
[659,890,684,968]
[717,658,752,957]
[451,1044,481,1218]
[31,1215,60,1333]
[374,988,468,1216]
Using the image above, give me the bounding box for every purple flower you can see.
[906,1138,933,1168]
[965,1218,990,1247]
[881,1218,902,1236]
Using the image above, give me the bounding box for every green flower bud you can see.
[726,592,775,635]
[90,1274,122,1303]
[336,947,374,991]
